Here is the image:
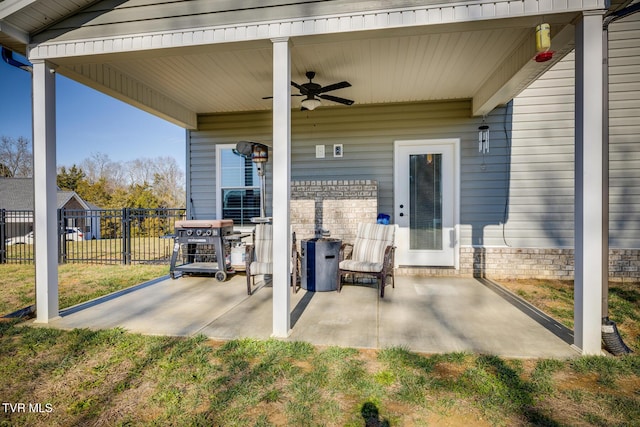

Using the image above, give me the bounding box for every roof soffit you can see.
[9,0,610,123]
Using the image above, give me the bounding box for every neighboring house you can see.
[0,178,100,239]
[1,0,634,354]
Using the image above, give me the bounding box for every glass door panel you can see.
[410,154,442,250]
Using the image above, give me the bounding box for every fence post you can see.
[58,208,67,264]
[0,209,6,264]
[122,207,131,265]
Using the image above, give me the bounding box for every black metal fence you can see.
[0,208,186,265]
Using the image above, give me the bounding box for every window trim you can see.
[215,144,260,224]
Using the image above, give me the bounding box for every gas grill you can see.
[169,219,235,281]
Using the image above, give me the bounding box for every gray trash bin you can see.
[301,238,341,292]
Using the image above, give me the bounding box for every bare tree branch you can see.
[0,136,33,177]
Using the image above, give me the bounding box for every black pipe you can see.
[1,47,32,72]
[602,317,633,355]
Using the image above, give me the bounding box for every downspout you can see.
[1,46,32,72]
[601,1,640,356]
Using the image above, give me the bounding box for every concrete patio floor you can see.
[37,274,578,359]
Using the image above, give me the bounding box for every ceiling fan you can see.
[263,71,354,110]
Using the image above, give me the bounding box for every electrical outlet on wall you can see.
[333,144,343,157]
[315,145,325,158]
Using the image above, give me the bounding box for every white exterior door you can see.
[394,139,459,267]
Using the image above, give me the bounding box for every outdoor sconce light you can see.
[251,143,268,164]
[478,123,490,154]
[534,23,554,62]
[301,97,322,111]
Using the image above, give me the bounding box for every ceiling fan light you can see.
[301,98,321,110]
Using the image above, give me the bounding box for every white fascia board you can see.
[0,19,29,44]
[61,62,197,129]
[28,0,608,61]
[472,22,576,117]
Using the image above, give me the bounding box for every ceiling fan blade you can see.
[291,80,310,95]
[263,94,303,99]
[318,94,354,105]
[317,81,351,94]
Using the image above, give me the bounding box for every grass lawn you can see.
[4,237,175,264]
[499,279,640,352]
[0,266,639,426]
[0,264,169,316]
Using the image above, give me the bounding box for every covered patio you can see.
[2,0,628,355]
[38,275,577,359]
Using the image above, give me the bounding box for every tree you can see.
[60,152,186,208]
[57,165,86,191]
[0,163,13,177]
[150,156,185,207]
[0,136,32,177]
[76,178,112,208]
[127,183,162,209]
[81,152,124,187]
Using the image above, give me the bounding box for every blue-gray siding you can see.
[187,12,640,250]
[188,100,512,247]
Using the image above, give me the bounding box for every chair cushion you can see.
[250,261,272,275]
[254,223,272,264]
[340,259,383,273]
[352,223,395,264]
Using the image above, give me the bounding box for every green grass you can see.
[501,279,640,351]
[0,269,639,425]
[0,264,168,315]
[1,327,638,426]
[4,237,175,264]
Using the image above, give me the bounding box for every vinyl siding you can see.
[187,12,640,251]
[505,53,575,249]
[609,12,640,249]
[505,11,640,249]
[189,99,513,247]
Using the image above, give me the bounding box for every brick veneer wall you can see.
[290,180,378,242]
[288,180,639,280]
[397,247,640,281]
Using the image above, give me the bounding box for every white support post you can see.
[574,11,606,355]
[31,60,59,322]
[271,37,291,337]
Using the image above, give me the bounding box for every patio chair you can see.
[338,223,396,298]
[245,223,300,295]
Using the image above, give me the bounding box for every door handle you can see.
[399,213,404,217]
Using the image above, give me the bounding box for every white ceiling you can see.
[54,21,541,115]
[4,0,633,122]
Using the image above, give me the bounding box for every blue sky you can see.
[0,56,185,170]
